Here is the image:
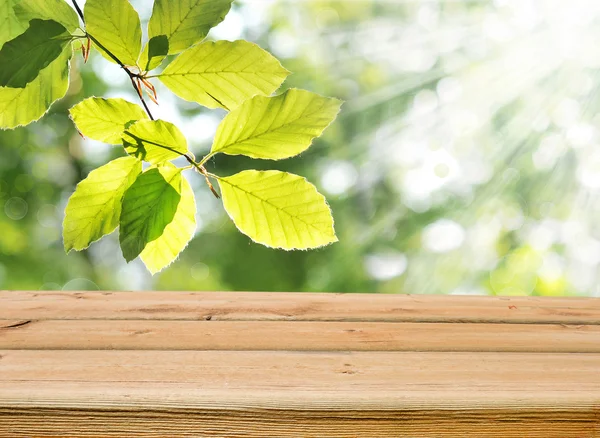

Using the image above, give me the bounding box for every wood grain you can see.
[1,351,600,437]
[2,291,600,323]
[1,319,600,352]
[1,291,600,437]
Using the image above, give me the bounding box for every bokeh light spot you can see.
[364,252,407,281]
[191,262,210,281]
[320,160,358,196]
[4,197,28,220]
[422,219,465,253]
[62,278,99,291]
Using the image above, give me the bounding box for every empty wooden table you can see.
[1,291,599,437]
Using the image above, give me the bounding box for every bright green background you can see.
[1,0,599,296]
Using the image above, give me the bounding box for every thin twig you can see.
[128,76,155,120]
[183,155,220,198]
[71,0,154,120]
[70,0,218,197]
[71,0,85,22]
[122,137,218,197]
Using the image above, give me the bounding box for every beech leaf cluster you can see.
[0,0,342,274]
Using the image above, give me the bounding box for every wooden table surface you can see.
[1,291,599,437]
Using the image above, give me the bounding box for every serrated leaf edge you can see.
[218,170,338,251]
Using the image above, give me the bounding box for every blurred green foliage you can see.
[1,0,599,296]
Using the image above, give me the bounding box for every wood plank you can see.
[1,406,596,438]
[2,291,600,324]
[1,350,599,437]
[2,292,600,436]
[3,351,599,401]
[0,405,597,438]
[1,319,600,352]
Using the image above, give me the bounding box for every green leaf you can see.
[0,43,72,129]
[147,0,233,55]
[0,19,71,88]
[140,171,196,274]
[63,156,142,252]
[157,40,290,110]
[219,170,337,250]
[13,0,80,32]
[120,165,196,274]
[122,120,189,165]
[210,89,343,160]
[1,0,26,47]
[137,35,168,72]
[69,97,148,144]
[84,0,142,66]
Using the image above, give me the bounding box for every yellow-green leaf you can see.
[63,156,142,252]
[211,89,343,160]
[13,0,80,32]
[140,171,196,274]
[84,0,142,66]
[219,170,337,250]
[1,0,26,47]
[158,40,290,110]
[0,19,71,88]
[122,119,188,164]
[69,97,148,144]
[0,43,72,129]
[148,0,233,55]
[120,165,196,273]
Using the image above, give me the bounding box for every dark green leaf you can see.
[138,35,169,72]
[0,43,72,129]
[119,165,195,271]
[0,19,71,88]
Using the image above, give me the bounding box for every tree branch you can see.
[69,0,214,196]
[71,0,155,121]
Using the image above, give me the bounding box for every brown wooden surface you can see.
[1,291,599,437]
[3,290,600,323]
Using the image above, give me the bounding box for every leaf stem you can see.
[198,152,215,168]
[185,157,220,198]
